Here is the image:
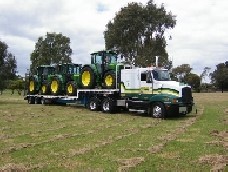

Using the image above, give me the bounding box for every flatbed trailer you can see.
[25,85,195,118]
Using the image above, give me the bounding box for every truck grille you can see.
[182,87,193,103]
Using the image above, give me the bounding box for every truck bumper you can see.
[165,103,194,117]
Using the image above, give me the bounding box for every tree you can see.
[171,64,192,82]
[30,32,72,73]
[0,41,17,91]
[210,62,228,90]
[104,0,176,67]
[184,73,200,90]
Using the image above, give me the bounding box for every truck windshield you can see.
[152,69,171,81]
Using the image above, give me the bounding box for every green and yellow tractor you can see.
[27,65,55,104]
[80,50,123,89]
[28,65,55,96]
[49,63,82,96]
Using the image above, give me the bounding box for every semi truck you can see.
[25,54,194,118]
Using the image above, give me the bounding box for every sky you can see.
[0,0,227,82]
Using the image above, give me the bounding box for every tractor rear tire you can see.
[103,71,116,89]
[66,81,77,96]
[41,81,50,95]
[50,77,62,95]
[80,67,95,89]
[28,76,37,95]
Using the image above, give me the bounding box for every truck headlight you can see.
[172,98,178,103]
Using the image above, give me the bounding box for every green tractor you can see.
[27,65,55,104]
[80,50,123,89]
[49,63,82,96]
[28,65,55,96]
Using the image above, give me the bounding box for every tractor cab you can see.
[37,65,55,82]
[80,50,123,89]
[49,63,82,96]
[28,65,55,95]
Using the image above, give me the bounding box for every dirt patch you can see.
[117,157,145,171]
[224,108,228,114]
[148,143,165,154]
[158,151,180,160]
[199,154,228,171]
[210,130,228,149]
[176,138,195,143]
[0,163,45,171]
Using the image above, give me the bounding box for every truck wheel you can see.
[50,77,62,95]
[89,97,100,111]
[41,81,50,95]
[102,97,115,113]
[103,71,116,89]
[28,96,35,104]
[66,81,77,96]
[28,77,37,95]
[151,102,166,118]
[35,97,41,104]
[80,67,95,89]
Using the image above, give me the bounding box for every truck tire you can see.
[102,97,115,114]
[41,81,50,95]
[89,97,100,111]
[28,77,37,95]
[35,97,41,104]
[151,102,166,118]
[103,71,116,89]
[28,96,35,104]
[50,77,62,95]
[80,67,95,89]
[66,81,77,96]
[41,97,46,105]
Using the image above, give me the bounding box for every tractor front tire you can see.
[50,77,62,95]
[41,81,50,95]
[80,67,95,89]
[103,71,116,89]
[66,81,77,96]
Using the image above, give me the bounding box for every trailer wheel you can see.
[103,71,116,89]
[41,81,50,95]
[80,67,95,89]
[151,102,166,118]
[41,97,46,105]
[35,97,41,104]
[89,97,100,111]
[50,77,62,95]
[66,81,77,96]
[102,97,115,113]
[28,96,35,104]
[28,77,37,95]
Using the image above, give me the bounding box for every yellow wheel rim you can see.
[42,85,46,94]
[82,71,90,87]
[68,84,73,94]
[105,75,113,87]
[29,81,35,92]
[51,80,58,93]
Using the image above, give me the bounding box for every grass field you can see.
[0,91,227,171]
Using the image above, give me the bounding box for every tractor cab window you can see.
[109,54,117,63]
[95,55,103,64]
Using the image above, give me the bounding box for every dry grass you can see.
[0,91,227,171]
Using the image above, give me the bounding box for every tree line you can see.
[0,0,227,93]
